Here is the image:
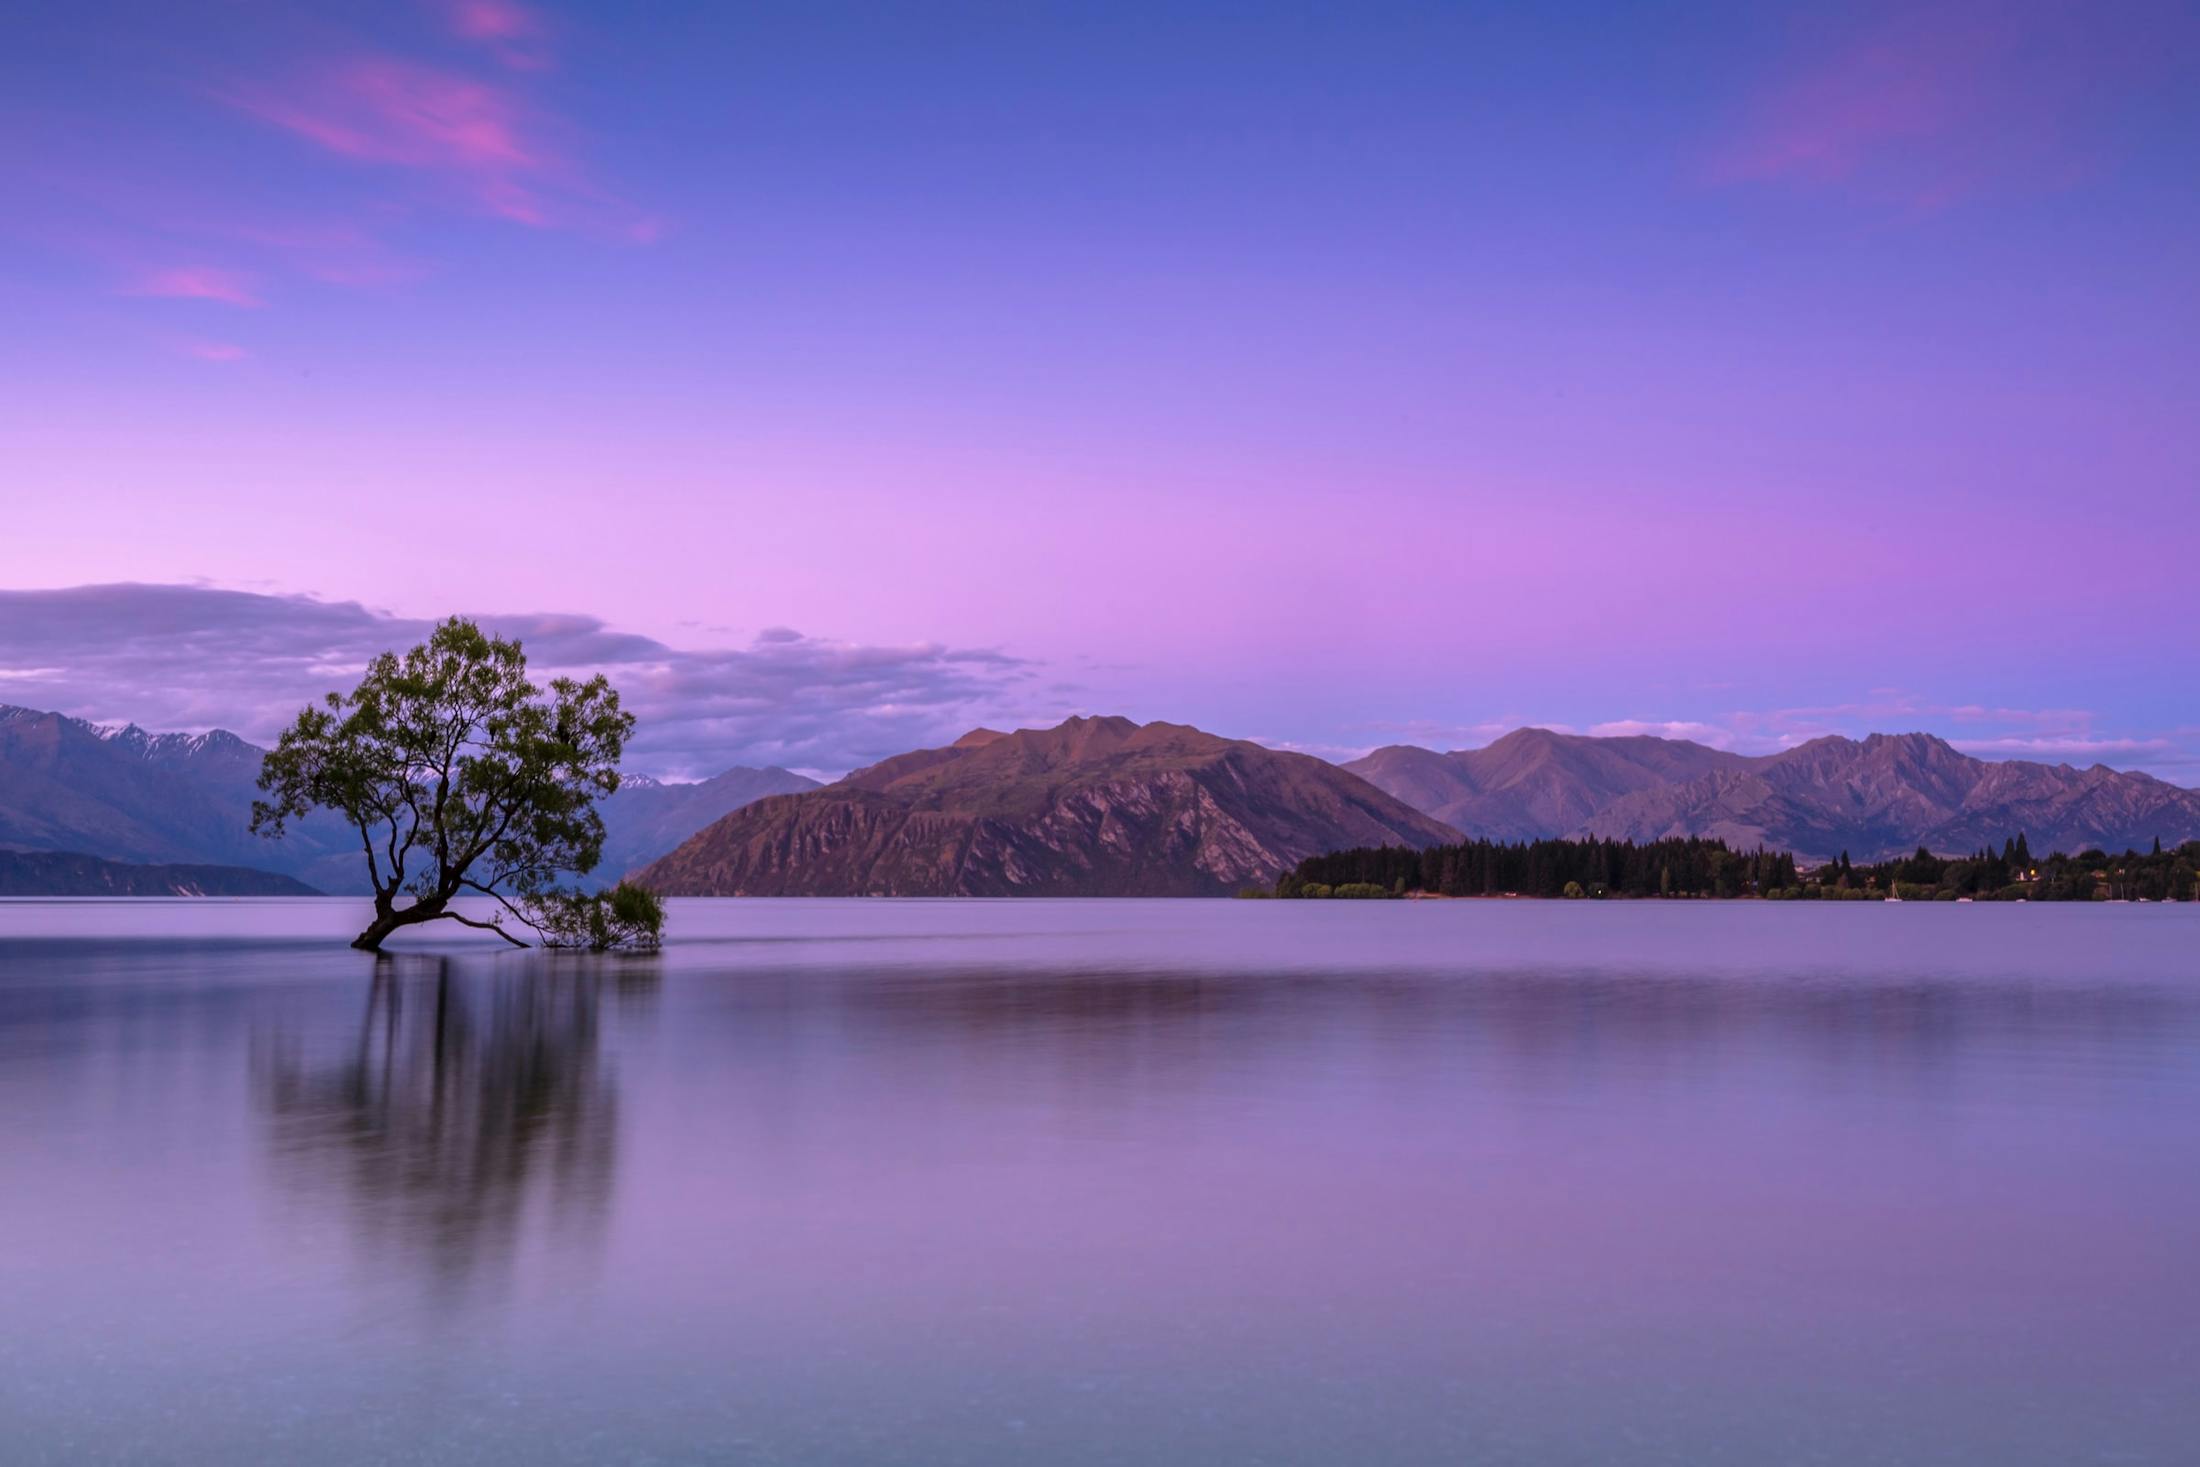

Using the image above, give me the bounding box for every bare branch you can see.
[437,909,530,948]
[457,877,537,932]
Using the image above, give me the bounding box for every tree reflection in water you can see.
[257,954,659,1304]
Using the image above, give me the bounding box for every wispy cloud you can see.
[1246,736,1380,763]
[1587,720,1737,747]
[1702,1,2187,208]
[224,57,556,225]
[0,584,1057,780]
[1950,735,2178,763]
[37,0,643,357]
[1349,717,1579,752]
[224,220,429,289]
[1707,17,1976,197]
[177,340,249,363]
[127,265,261,307]
[438,0,554,72]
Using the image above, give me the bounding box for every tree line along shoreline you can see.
[1254,834,2200,902]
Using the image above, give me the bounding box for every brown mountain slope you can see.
[1580,733,2200,863]
[1351,725,2200,862]
[635,715,1463,896]
[1347,728,1746,840]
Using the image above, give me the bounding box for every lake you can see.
[2,898,2196,1464]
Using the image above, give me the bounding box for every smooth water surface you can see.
[2,898,2196,1464]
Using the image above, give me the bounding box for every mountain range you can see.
[7,701,2197,898]
[635,715,1459,896]
[0,704,813,895]
[1347,727,2200,863]
[1346,729,1745,841]
[0,705,362,891]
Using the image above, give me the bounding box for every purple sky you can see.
[2,0,2195,779]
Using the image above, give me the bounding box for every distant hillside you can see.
[1348,728,1745,840]
[0,705,362,890]
[0,703,805,892]
[601,766,820,879]
[0,850,318,897]
[1581,733,2200,863]
[1350,725,2200,863]
[637,715,1462,896]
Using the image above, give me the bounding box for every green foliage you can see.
[1280,832,2200,903]
[1283,835,1798,899]
[1828,838,2200,902]
[252,616,646,950]
[528,880,666,951]
[1272,876,1397,899]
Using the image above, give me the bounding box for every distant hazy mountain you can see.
[1352,726,2200,862]
[637,715,1462,896]
[0,704,361,890]
[1348,728,1746,841]
[600,766,819,879]
[0,850,318,897]
[0,704,813,894]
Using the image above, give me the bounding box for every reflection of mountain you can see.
[796,964,2191,1103]
[258,956,657,1299]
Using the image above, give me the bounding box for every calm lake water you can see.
[2,898,2196,1465]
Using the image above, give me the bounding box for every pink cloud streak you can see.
[226,221,430,288]
[223,56,561,225]
[221,52,653,236]
[1702,2,2185,208]
[231,58,539,171]
[1709,30,1973,189]
[127,265,261,307]
[440,0,553,70]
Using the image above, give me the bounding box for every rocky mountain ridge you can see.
[636,715,1463,896]
[1347,728,1746,841]
[9,700,2195,891]
[1350,727,2200,863]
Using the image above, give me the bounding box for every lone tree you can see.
[251,617,662,952]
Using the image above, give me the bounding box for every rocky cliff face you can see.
[636,715,1463,896]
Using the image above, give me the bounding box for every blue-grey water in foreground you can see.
[2,899,2196,1465]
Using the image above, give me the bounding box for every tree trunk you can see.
[352,895,445,952]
